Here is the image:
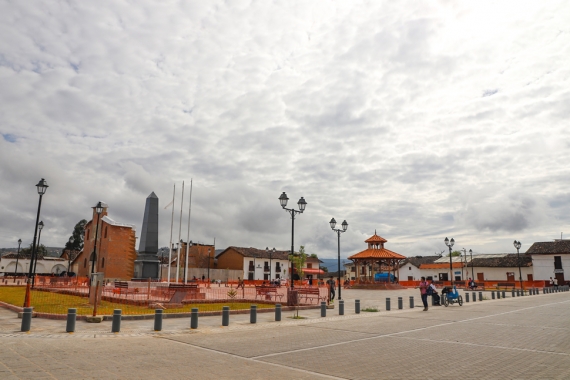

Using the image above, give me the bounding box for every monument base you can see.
[133,256,159,280]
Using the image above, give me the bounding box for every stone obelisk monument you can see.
[133,192,160,280]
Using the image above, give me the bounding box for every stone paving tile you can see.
[259,334,570,380]
[305,314,446,334]
[0,337,331,380]
[166,325,371,358]
[399,317,570,354]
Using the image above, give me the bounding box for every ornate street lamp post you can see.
[469,249,474,281]
[24,178,48,307]
[26,178,49,294]
[90,202,104,274]
[444,237,455,286]
[14,239,22,276]
[513,240,523,290]
[278,192,307,291]
[330,218,348,301]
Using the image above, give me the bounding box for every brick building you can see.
[73,202,137,281]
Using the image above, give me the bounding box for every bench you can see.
[496,282,515,290]
[168,283,199,290]
[296,287,326,304]
[113,281,134,295]
[255,286,283,302]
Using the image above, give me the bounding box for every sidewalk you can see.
[1,290,568,379]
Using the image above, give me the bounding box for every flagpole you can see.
[176,181,184,283]
[184,179,193,284]
[167,184,175,284]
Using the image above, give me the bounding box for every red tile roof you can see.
[365,231,388,243]
[348,248,405,260]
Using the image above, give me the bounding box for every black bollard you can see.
[497,291,500,299]
[465,292,470,302]
[191,308,198,329]
[516,290,520,297]
[492,291,495,299]
[321,301,326,317]
[250,305,257,324]
[355,300,360,314]
[409,296,414,309]
[501,291,505,298]
[154,309,163,332]
[511,290,515,298]
[222,306,230,326]
[21,307,33,332]
[472,292,476,302]
[431,294,435,306]
[398,297,403,310]
[275,304,282,321]
[386,298,391,311]
[111,309,121,333]
[339,300,344,316]
[479,292,483,301]
[66,308,76,333]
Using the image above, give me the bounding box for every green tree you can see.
[20,244,47,258]
[289,245,307,280]
[447,250,462,257]
[63,219,87,253]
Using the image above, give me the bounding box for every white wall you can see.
[242,257,289,280]
[468,266,534,281]
[401,264,423,280]
[0,258,68,275]
[531,254,570,280]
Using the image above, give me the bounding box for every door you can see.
[477,273,485,282]
[439,273,448,281]
[555,272,565,286]
[506,272,515,282]
[527,274,533,282]
[408,276,413,281]
[248,272,254,281]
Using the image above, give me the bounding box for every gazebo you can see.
[348,231,406,288]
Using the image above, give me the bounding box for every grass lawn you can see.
[0,287,274,316]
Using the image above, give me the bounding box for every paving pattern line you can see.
[160,336,347,380]
[389,334,570,356]
[251,299,570,360]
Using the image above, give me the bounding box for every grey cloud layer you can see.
[1,0,569,257]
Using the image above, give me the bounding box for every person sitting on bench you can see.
[428,279,441,306]
[468,278,477,290]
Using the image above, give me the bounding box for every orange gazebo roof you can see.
[365,231,388,243]
[348,248,405,260]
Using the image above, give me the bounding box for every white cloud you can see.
[1,0,569,257]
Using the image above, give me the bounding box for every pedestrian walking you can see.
[327,276,336,302]
[554,277,559,289]
[236,277,244,289]
[419,276,429,311]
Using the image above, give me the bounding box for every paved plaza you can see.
[0,289,569,379]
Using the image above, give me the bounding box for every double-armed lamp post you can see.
[444,237,455,286]
[330,218,348,301]
[513,240,523,290]
[279,192,306,290]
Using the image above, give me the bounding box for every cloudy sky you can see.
[1,0,569,259]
